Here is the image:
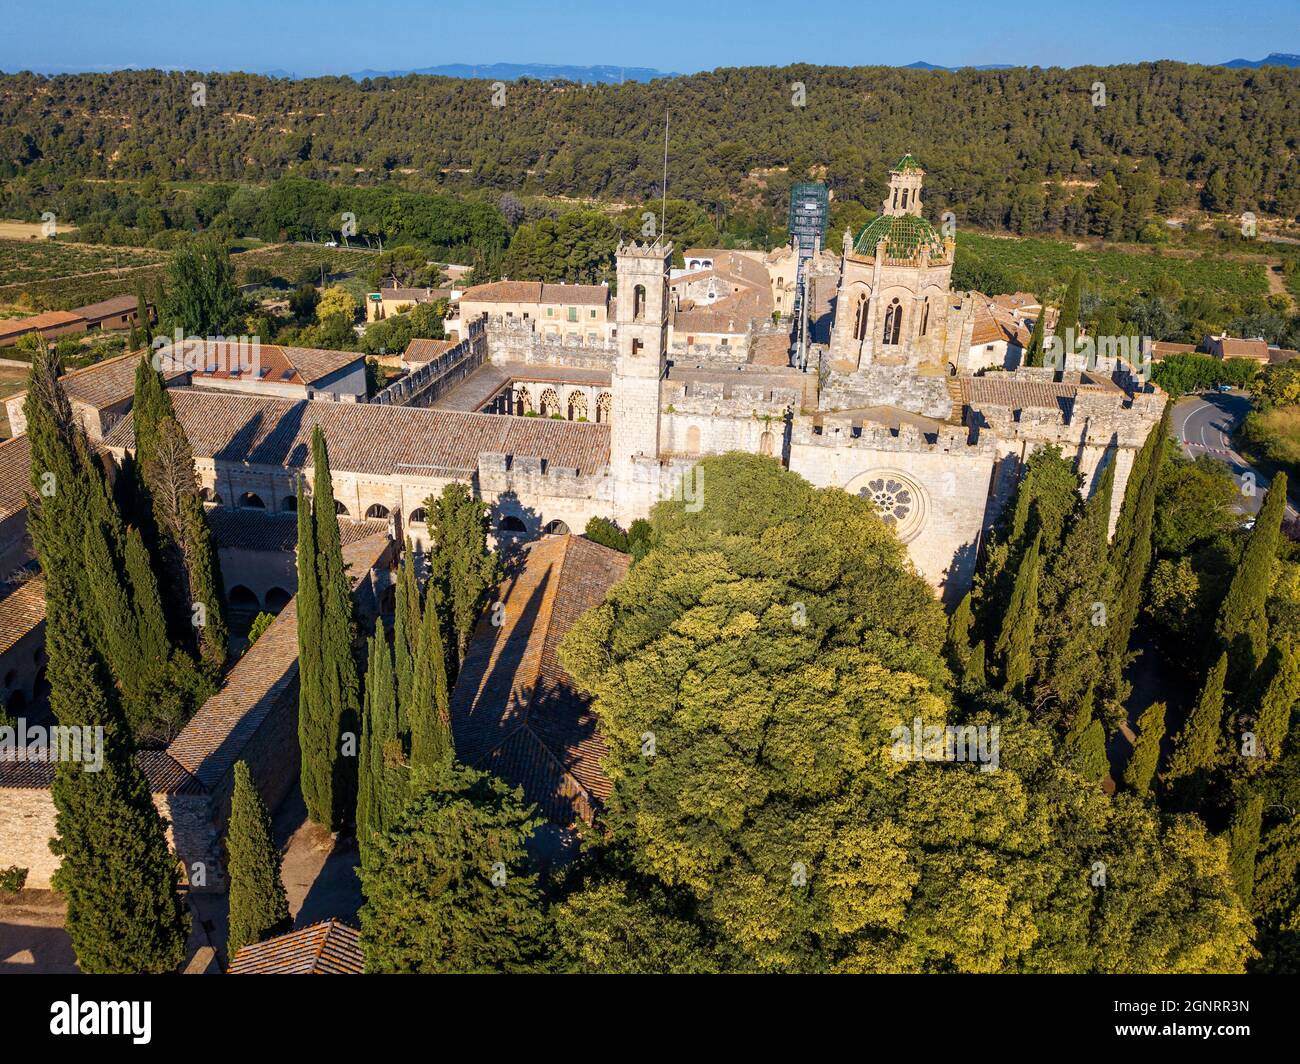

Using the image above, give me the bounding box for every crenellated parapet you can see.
[793,414,996,457]
[476,451,612,500]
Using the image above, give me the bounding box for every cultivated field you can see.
[0,220,78,240]
[956,231,1272,304]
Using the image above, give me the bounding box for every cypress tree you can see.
[409,583,453,780]
[1254,644,1300,764]
[358,764,549,974]
[965,640,987,687]
[47,567,189,974]
[24,342,97,606]
[994,531,1042,693]
[1099,405,1170,721]
[1227,793,1264,907]
[1067,715,1110,785]
[183,487,229,672]
[124,526,171,674]
[427,482,500,673]
[943,591,974,673]
[226,761,290,957]
[1166,651,1229,790]
[145,415,227,669]
[132,352,175,472]
[358,630,408,857]
[1122,701,1166,798]
[135,283,154,345]
[305,428,361,828]
[1032,457,1114,722]
[296,473,330,826]
[975,446,1078,634]
[1055,272,1083,359]
[392,542,420,727]
[1021,301,1047,368]
[1216,473,1287,680]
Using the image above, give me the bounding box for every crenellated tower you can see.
[610,241,672,513]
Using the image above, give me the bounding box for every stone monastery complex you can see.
[6,157,1166,609]
[0,154,1168,907]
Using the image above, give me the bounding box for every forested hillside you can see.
[2,62,1298,234]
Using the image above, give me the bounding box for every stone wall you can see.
[821,364,954,419]
[788,417,996,602]
[485,318,617,371]
[373,317,487,407]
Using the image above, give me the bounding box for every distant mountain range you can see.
[905,53,1300,72]
[344,62,677,83]
[8,55,1299,81]
[1220,52,1300,68]
[903,61,1014,71]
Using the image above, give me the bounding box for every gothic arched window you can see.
[920,298,930,337]
[633,284,646,321]
[901,188,909,210]
[884,299,902,346]
[854,293,869,341]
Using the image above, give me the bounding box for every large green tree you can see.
[559,454,1253,972]
[358,764,550,973]
[161,233,243,336]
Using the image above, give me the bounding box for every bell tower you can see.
[882,154,925,217]
[610,240,671,477]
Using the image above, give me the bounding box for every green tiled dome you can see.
[893,153,924,173]
[852,212,945,259]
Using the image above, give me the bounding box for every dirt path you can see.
[1265,258,1296,311]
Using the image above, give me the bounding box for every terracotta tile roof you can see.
[990,292,1041,312]
[461,281,608,306]
[0,435,33,522]
[403,338,457,364]
[1213,337,1270,361]
[163,340,363,387]
[1150,341,1198,360]
[57,352,186,411]
[451,534,629,827]
[0,748,203,794]
[104,391,611,478]
[168,533,390,790]
[72,295,139,321]
[206,509,387,553]
[0,574,44,656]
[958,376,1078,412]
[280,346,365,386]
[229,919,363,974]
[0,310,83,340]
[377,286,449,303]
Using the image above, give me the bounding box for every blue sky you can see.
[0,0,1295,76]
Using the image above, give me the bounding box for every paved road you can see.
[1172,390,1296,519]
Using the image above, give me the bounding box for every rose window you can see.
[862,477,913,528]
